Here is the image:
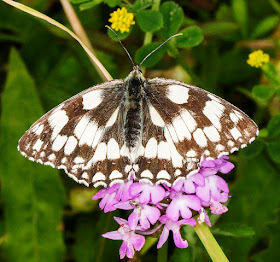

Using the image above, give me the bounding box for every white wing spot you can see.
[163,127,184,168]
[74,157,85,164]
[180,110,197,133]
[165,125,179,144]
[125,165,132,173]
[230,112,239,123]
[157,170,171,180]
[208,94,221,103]
[186,150,197,157]
[228,140,234,147]
[121,145,130,158]
[234,110,243,119]
[230,127,242,140]
[82,89,103,110]
[107,138,120,159]
[74,116,90,139]
[133,164,139,172]
[172,115,192,141]
[109,170,123,180]
[175,169,182,176]
[92,142,107,162]
[34,124,44,135]
[48,153,56,161]
[203,150,210,156]
[203,126,220,142]
[216,144,225,151]
[167,85,189,104]
[149,105,165,127]
[33,139,43,151]
[40,151,45,157]
[249,137,255,143]
[92,172,105,183]
[158,141,171,160]
[79,121,98,146]
[144,137,157,158]
[64,136,78,155]
[82,172,89,179]
[203,101,223,130]
[52,135,67,152]
[49,110,69,140]
[91,128,103,149]
[141,170,153,179]
[193,128,208,147]
[106,107,119,127]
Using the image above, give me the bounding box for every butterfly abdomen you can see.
[124,69,145,150]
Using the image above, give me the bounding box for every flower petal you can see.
[102,231,122,240]
[157,226,169,249]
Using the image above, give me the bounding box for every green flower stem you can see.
[142,0,161,75]
[157,241,168,262]
[60,0,95,55]
[194,222,229,262]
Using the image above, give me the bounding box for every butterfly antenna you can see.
[105,25,135,67]
[139,33,183,66]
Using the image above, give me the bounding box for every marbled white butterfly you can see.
[18,35,258,188]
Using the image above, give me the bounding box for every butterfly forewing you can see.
[18,70,258,187]
[18,80,127,186]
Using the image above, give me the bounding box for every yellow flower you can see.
[247,50,270,68]
[109,7,135,33]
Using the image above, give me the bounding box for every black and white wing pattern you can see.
[18,80,129,187]
[133,78,258,185]
[18,68,258,187]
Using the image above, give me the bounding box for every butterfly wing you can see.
[18,80,128,187]
[133,78,259,185]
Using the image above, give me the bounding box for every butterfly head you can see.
[125,65,145,87]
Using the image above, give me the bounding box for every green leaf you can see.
[136,10,163,33]
[177,25,204,48]
[79,0,103,11]
[216,4,234,21]
[252,84,275,101]
[107,28,130,40]
[239,140,264,159]
[251,15,279,39]
[267,141,280,163]
[201,22,240,37]
[69,0,90,4]
[267,114,280,138]
[216,156,280,260]
[104,0,121,8]
[131,0,153,12]
[212,224,255,238]
[232,0,248,37]
[0,48,65,262]
[262,63,280,86]
[74,212,120,262]
[160,1,184,38]
[252,210,280,262]
[135,42,166,67]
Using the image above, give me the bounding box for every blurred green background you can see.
[0,0,280,261]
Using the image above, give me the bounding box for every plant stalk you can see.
[194,222,229,262]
